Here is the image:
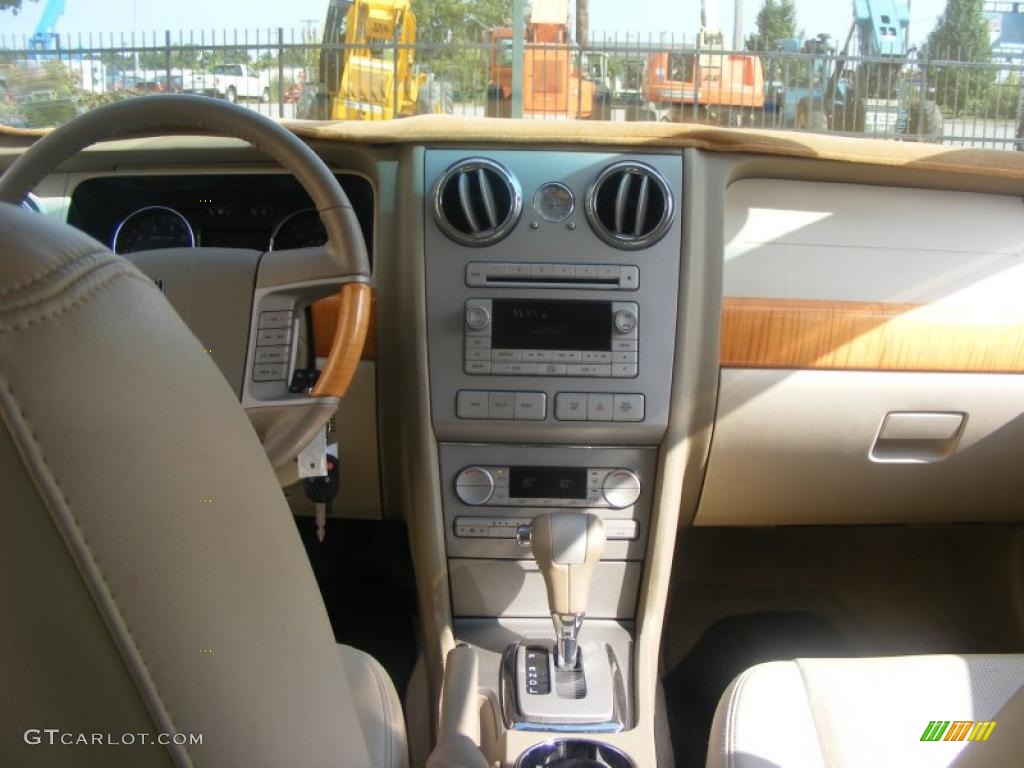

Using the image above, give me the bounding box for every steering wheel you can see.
[0,95,371,472]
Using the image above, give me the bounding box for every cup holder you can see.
[516,739,635,768]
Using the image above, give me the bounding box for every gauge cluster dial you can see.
[112,206,195,255]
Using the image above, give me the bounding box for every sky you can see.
[0,0,956,47]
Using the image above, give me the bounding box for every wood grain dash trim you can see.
[721,297,1024,373]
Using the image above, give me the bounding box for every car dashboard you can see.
[3,119,1024,768]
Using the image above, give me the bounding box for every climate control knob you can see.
[455,466,495,506]
[465,305,491,331]
[601,469,641,509]
[613,309,638,334]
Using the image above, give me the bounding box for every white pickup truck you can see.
[190,64,271,103]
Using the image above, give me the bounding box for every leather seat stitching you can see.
[366,654,395,767]
[0,263,153,333]
[724,667,754,768]
[794,661,829,766]
[0,275,191,766]
[0,251,125,311]
[0,245,108,297]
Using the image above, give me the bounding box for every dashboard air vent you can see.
[432,158,522,246]
[585,162,673,249]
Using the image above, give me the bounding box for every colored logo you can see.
[920,721,997,742]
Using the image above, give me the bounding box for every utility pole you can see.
[733,0,743,49]
[512,0,525,118]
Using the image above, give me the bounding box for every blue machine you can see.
[29,0,67,53]
[853,0,909,58]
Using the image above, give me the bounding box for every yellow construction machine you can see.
[317,0,448,121]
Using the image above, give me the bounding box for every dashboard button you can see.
[612,350,638,363]
[258,310,292,329]
[492,349,522,362]
[508,263,532,277]
[582,351,612,363]
[602,469,642,508]
[465,361,491,375]
[523,350,553,363]
[465,348,489,361]
[488,392,515,419]
[587,393,613,421]
[555,393,588,421]
[576,265,599,278]
[257,328,290,346]
[613,394,645,421]
[567,364,611,377]
[253,363,287,382]
[493,362,538,375]
[514,392,546,420]
[611,363,639,378]
[538,362,567,376]
[620,266,639,289]
[553,351,582,363]
[612,339,639,352]
[254,346,290,364]
[456,390,489,419]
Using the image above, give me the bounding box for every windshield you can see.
[0,0,1019,149]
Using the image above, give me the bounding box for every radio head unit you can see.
[464,298,638,378]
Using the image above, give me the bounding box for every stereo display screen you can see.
[491,300,611,351]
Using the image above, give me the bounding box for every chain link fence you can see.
[2,28,1023,150]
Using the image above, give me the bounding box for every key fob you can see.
[302,454,339,504]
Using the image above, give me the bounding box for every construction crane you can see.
[29,0,67,53]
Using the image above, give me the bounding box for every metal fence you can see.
[2,28,1023,150]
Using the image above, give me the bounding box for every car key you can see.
[301,454,339,543]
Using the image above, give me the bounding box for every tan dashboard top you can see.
[4,114,1024,182]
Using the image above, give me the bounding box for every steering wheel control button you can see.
[455,467,496,506]
[258,310,292,329]
[612,394,645,422]
[602,469,642,509]
[257,328,291,346]
[254,346,290,364]
[456,390,489,419]
[253,363,287,382]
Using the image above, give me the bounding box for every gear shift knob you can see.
[529,511,606,670]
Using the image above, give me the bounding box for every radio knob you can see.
[613,309,638,334]
[465,305,491,331]
[455,466,495,506]
[601,469,641,509]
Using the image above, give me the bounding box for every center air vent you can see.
[585,161,673,250]
[433,158,522,246]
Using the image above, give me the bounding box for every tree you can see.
[926,0,993,112]
[1,0,37,13]
[745,0,797,52]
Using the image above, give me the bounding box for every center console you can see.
[423,148,682,765]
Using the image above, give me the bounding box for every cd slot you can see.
[488,276,621,287]
[466,262,638,291]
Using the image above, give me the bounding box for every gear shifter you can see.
[529,511,606,670]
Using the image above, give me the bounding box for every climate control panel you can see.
[454,465,642,510]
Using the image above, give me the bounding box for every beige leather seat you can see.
[0,203,407,767]
[708,654,1024,768]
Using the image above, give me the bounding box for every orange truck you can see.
[642,49,765,124]
[485,0,595,119]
